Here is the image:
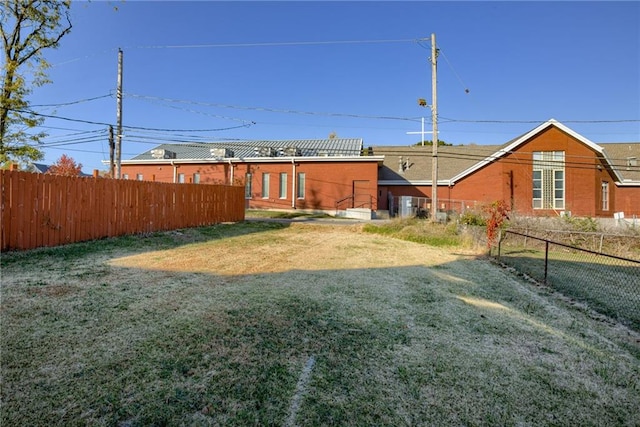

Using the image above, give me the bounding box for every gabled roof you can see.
[375,119,640,185]
[374,144,505,183]
[129,138,364,161]
[30,163,51,173]
[448,119,622,183]
[599,143,640,184]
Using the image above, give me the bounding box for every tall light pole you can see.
[430,33,439,222]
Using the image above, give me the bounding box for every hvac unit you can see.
[254,147,277,157]
[150,149,176,159]
[210,148,234,159]
[398,196,415,218]
[282,146,301,157]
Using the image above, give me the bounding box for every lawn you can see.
[2,221,639,426]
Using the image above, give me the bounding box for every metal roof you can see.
[130,138,364,161]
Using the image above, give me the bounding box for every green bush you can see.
[459,211,486,226]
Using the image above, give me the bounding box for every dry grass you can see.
[2,221,639,426]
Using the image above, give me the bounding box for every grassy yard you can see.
[2,221,639,426]
[495,241,640,330]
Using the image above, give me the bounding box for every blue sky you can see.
[23,1,640,172]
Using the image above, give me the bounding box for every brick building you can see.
[120,139,382,212]
[120,120,639,218]
[375,120,640,218]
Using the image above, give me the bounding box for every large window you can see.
[532,151,564,209]
[601,181,609,211]
[178,173,185,184]
[296,172,306,199]
[193,173,200,184]
[262,173,270,198]
[245,173,252,199]
[279,173,287,199]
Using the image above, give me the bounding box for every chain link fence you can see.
[491,230,640,330]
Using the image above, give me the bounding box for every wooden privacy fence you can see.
[1,170,245,252]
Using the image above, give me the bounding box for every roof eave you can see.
[119,156,383,165]
[378,179,452,186]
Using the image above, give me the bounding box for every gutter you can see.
[291,158,296,209]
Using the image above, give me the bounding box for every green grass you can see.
[362,218,474,248]
[496,244,640,330]
[2,223,639,426]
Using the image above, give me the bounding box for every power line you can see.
[125,38,418,50]
[29,94,113,108]
[11,108,256,132]
[373,149,640,172]
[440,116,640,124]
[125,93,421,122]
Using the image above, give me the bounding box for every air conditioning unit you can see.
[150,149,176,159]
[254,147,277,157]
[282,146,301,156]
[210,148,234,159]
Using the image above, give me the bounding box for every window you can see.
[136,173,143,181]
[601,181,609,211]
[532,151,564,209]
[262,173,270,198]
[178,173,185,183]
[245,173,252,199]
[296,172,305,199]
[279,173,287,199]
[193,173,200,184]
[122,174,129,180]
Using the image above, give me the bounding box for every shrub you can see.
[483,200,510,247]
[459,211,486,226]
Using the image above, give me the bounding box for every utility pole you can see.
[115,48,123,179]
[430,33,439,222]
[108,125,115,177]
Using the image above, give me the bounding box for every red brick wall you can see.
[382,127,634,218]
[615,187,640,216]
[122,160,379,212]
[452,127,621,217]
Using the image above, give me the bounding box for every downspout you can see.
[228,159,234,185]
[291,158,297,209]
[170,160,178,183]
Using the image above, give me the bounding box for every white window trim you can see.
[601,181,609,211]
[296,172,306,199]
[262,173,270,199]
[533,151,565,210]
[279,173,287,199]
[245,173,253,199]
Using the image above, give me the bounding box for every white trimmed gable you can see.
[449,119,625,184]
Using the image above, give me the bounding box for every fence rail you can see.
[389,196,479,218]
[492,230,640,330]
[1,170,245,252]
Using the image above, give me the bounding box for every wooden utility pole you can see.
[115,48,123,179]
[108,125,115,177]
[430,33,439,222]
